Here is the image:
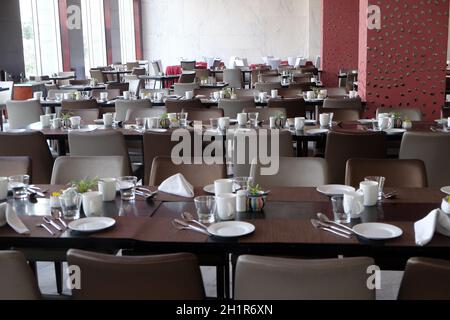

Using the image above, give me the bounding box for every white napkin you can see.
[5,204,30,235]
[415,209,450,246]
[0,203,6,227]
[158,173,194,198]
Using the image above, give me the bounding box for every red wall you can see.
[321,0,360,87]
[358,0,449,120]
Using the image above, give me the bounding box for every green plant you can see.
[248,184,263,196]
[391,112,401,119]
[71,178,99,193]
[276,112,285,119]
[60,112,72,121]
[160,113,169,119]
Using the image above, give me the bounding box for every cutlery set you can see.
[172,212,211,236]
[311,213,359,239]
[37,213,67,235]
[135,187,158,200]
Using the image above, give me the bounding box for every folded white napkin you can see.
[1,203,30,235]
[415,209,450,246]
[158,173,194,198]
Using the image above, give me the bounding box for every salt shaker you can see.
[236,190,247,213]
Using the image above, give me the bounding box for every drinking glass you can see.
[136,118,145,129]
[248,112,259,128]
[117,176,138,201]
[365,176,386,200]
[210,118,219,131]
[8,175,30,199]
[59,189,82,220]
[178,112,188,128]
[194,196,216,224]
[233,177,254,192]
[331,196,350,224]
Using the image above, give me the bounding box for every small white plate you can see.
[384,128,406,135]
[358,119,376,124]
[207,221,255,238]
[316,185,356,196]
[203,184,215,194]
[146,128,168,133]
[68,217,116,233]
[352,223,403,240]
[441,186,450,195]
[306,128,329,135]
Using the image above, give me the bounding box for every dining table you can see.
[101,70,133,82]
[138,74,181,89]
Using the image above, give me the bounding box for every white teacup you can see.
[343,191,365,218]
[237,113,247,127]
[33,91,43,100]
[215,193,236,221]
[295,117,306,131]
[185,91,194,100]
[100,92,108,101]
[0,177,8,201]
[40,114,51,128]
[123,91,131,100]
[214,179,233,196]
[82,191,103,217]
[319,113,330,127]
[358,181,379,206]
[271,89,278,99]
[349,90,358,98]
[218,117,230,131]
[259,92,267,102]
[103,113,114,127]
[98,178,117,202]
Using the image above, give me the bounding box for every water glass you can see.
[9,175,30,199]
[365,176,386,200]
[233,177,254,192]
[210,118,219,131]
[248,112,259,128]
[178,112,188,128]
[136,118,145,129]
[117,176,138,201]
[331,196,350,224]
[59,189,82,220]
[194,196,216,224]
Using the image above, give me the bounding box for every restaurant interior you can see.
[1,0,450,302]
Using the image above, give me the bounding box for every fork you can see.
[172,219,210,236]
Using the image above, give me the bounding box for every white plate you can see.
[306,128,329,135]
[358,119,376,124]
[352,223,403,240]
[316,185,356,196]
[441,186,450,195]
[68,217,116,233]
[384,128,406,135]
[207,221,255,238]
[146,128,168,133]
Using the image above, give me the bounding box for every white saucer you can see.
[146,128,168,133]
[68,217,116,233]
[306,128,329,135]
[384,128,406,135]
[207,221,255,238]
[352,223,403,240]
[441,186,450,195]
[316,185,356,196]
[358,119,376,124]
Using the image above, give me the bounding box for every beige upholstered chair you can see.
[234,255,375,300]
[6,100,43,129]
[223,69,243,89]
[195,68,210,80]
[218,98,255,118]
[255,82,282,92]
[0,156,31,177]
[106,82,129,95]
[0,251,41,300]
[68,131,132,175]
[376,107,423,121]
[115,99,152,122]
[319,107,361,121]
[165,98,202,114]
[251,157,328,188]
[90,69,106,83]
[126,62,140,71]
[399,132,450,188]
[235,89,259,98]
[178,72,196,84]
[174,83,199,96]
[242,107,286,122]
[47,89,76,100]
[91,89,121,100]
[51,156,126,184]
[67,250,204,300]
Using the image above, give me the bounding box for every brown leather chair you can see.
[319,107,361,121]
[242,107,286,122]
[63,109,99,122]
[0,251,41,300]
[61,99,99,111]
[277,88,303,98]
[0,132,54,184]
[398,257,450,300]
[106,82,129,95]
[67,249,204,300]
[180,61,196,71]
[235,255,375,300]
[69,79,90,85]
[345,158,428,189]
[0,156,31,177]
[218,98,255,118]
[149,156,226,186]
[165,98,202,113]
[182,107,224,122]
[288,83,312,91]
[325,132,386,184]
[323,97,362,109]
[178,72,196,83]
[267,98,306,118]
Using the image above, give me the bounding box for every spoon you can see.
[43,216,62,231]
[317,213,355,234]
[172,219,210,236]
[51,209,68,229]
[36,223,54,235]
[310,219,351,239]
[181,212,209,230]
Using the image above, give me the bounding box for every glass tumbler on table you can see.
[178,112,188,128]
[194,196,216,224]
[331,196,350,224]
[210,118,219,131]
[248,112,259,128]
[8,175,30,199]
[117,176,138,201]
[233,177,254,192]
[364,176,386,200]
[59,188,82,220]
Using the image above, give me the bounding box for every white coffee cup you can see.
[156,92,164,101]
[259,92,267,102]
[218,117,230,131]
[0,177,8,201]
[40,114,51,128]
[320,89,328,98]
[213,91,220,101]
[358,181,379,206]
[103,113,114,127]
[123,91,131,100]
[343,191,365,218]
[295,117,306,131]
[378,116,391,130]
[98,178,117,202]
[70,116,81,128]
[215,193,236,221]
[349,90,358,98]
[100,92,108,101]
[237,113,247,126]
[306,91,316,100]
[319,113,330,127]
[271,89,278,99]
[214,179,233,196]
[269,117,276,128]
[52,118,61,129]
[82,191,103,217]
[185,91,194,100]
[33,91,43,100]
[63,93,72,100]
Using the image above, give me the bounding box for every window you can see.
[118,0,136,63]
[19,0,62,77]
[81,0,107,76]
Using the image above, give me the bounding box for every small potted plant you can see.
[402,116,412,130]
[60,112,73,129]
[71,178,99,194]
[391,112,402,128]
[159,113,171,129]
[275,113,286,128]
[246,184,267,213]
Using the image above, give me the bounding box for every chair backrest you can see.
[195,68,210,80]
[61,99,99,111]
[288,82,312,91]
[0,156,31,177]
[91,89,121,100]
[47,89,76,100]
[181,60,196,71]
[223,69,243,89]
[0,81,14,106]
[6,100,43,129]
[0,132,54,184]
[251,157,328,188]
[178,72,196,84]
[90,69,106,83]
[174,83,199,96]
[193,88,216,97]
[242,107,286,122]
[132,68,146,76]
[69,79,90,85]
[149,156,226,186]
[126,62,140,70]
[182,107,224,122]
[218,98,255,118]
[323,97,362,109]
[376,107,423,121]
[325,131,387,184]
[151,60,162,75]
[126,77,144,96]
[255,82,282,92]
[126,107,165,122]
[68,131,132,175]
[399,132,450,188]
[67,249,204,300]
[165,98,202,114]
[320,107,361,121]
[235,89,259,98]
[268,98,306,118]
[267,58,281,70]
[397,257,450,300]
[0,251,41,300]
[235,255,375,300]
[277,88,303,98]
[51,156,126,184]
[63,109,99,122]
[233,130,294,177]
[115,99,152,122]
[106,82,129,95]
[345,158,428,189]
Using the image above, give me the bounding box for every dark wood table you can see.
[48,75,76,81]
[59,85,107,91]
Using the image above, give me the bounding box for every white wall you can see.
[141,0,322,68]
